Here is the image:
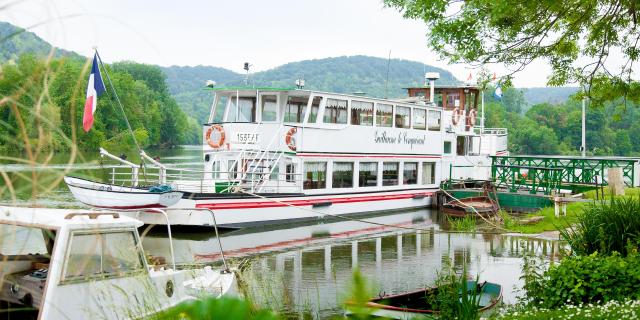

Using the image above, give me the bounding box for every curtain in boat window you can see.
[359,162,378,187]
[308,97,322,123]
[395,106,411,128]
[382,162,399,186]
[228,97,256,122]
[376,103,393,127]
[324,98,348,124]
[304,162,327,189]
[413,108,427,130]
[351,100,373,126]
[422,162,436,184]
[428,110,441,131]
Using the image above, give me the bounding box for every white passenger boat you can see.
[68,74,508,228]
[0,206,236,319]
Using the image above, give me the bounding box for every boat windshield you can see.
[226,97,256,122]
[0,225,49,256]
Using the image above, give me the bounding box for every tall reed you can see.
[560,195,640,256]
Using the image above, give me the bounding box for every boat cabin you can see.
[405,84,480,111]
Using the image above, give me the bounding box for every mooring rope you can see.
[234,187,506,234]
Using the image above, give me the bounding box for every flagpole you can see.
[94,49,142,154]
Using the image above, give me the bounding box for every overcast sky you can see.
[0,0,554,87]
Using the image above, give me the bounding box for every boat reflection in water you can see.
[141,209,559,318]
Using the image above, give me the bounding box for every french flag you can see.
[83,53,106,132]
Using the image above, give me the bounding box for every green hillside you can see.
[0,21,81,62]
[160,56,459,122]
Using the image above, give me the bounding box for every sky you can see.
[0,0,554,87]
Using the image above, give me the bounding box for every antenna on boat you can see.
[243,62,251,86]
[384,50,391,99]
[295,78,305,89]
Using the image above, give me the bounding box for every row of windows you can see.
[303,161,436,190]
[213,95,441,131]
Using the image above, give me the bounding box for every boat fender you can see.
[205,125,225,149]
[452,108,462,125]
[285,127,297,151]
[468,109,477,126]
[165,280,174,297]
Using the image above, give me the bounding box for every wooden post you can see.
[608,167,625,196]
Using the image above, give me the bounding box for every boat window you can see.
[446,91,460,110]
[465,91,476,110]
[63,231,144,282]
[428,110,441,131]
[285,163,296,183]
[270,164,280,180]
[444,141,452,154]
[0,225,48,255]
[395,106,411,129]
[413,108,427,130]
[422,162,436,184]
[456,136,466,156]
[323,98,348,124]
[285,97,308,123]
[303,162,327,190]
[351,100,373,126]
[261,95,277,122]
[375,103,393,127]
[212,95,227,122]
[228,97,256,122]
[308,96,322,123]
[358,162,378,187]
[403,162,418,185]
[382,162,399,186]
[434,92,444,108]
[332,162,354,188]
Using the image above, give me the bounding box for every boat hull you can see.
[130,188,437,228]
[441,196,498,218]
[64,176,183,209]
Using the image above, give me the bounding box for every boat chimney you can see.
[425,72,440,103]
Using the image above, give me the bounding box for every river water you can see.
[0,146,557,318]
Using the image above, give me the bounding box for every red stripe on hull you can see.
[195,191,435,210]
[296,153,442,159]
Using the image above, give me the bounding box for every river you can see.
[0,146,557,318]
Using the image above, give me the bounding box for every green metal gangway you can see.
[491,155,640,195]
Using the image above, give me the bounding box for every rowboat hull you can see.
[441,196,498,218]
[64,176,183,209]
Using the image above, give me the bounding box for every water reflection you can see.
[141,209,558,318]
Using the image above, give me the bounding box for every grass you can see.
[584,186,640,200]
[448,215,477,232]
[505,202,586,234]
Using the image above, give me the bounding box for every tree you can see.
[384,0,640,107]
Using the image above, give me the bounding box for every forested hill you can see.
[0,21,81,62]
[161,56,459,122]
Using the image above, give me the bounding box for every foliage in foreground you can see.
[493,299,640,320]
[522,252,640,309]
[155,295,279,320]
[561,196,640,257]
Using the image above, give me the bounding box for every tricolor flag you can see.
[83,53,106,132]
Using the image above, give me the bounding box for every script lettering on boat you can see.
[374,130,426,149]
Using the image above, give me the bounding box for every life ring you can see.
[285,127,297,151]
[468,109,477,126]
[451,108,462,125]
[205,125,225,149]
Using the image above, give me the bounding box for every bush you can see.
[524,252,640,308]
[560,196,640,256]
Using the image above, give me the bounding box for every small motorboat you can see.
[441,196,499,218]
[353,281,502,319]
[64,176,183,209]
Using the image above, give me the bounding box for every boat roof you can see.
[0,206,143,230]
[404,84,479,90]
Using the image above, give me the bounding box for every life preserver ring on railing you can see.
[451,108,462,125]
[205,125,225,149]
[468,109,477,126]
[285,127,297,151]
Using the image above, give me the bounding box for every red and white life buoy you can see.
[451,108,462,125]
[205,125,225,149]
[285,127,297,151]
[468,109,477,126]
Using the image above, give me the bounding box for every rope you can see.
[439,188,509,231]
[95,50,149,184]
[234,188,506,235]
